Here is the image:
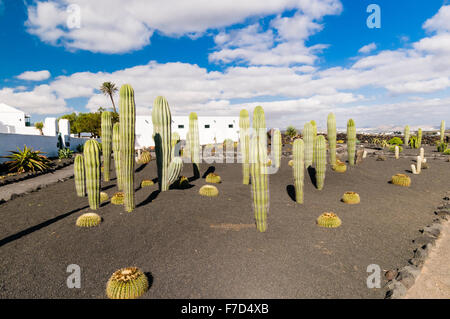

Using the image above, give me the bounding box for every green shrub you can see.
[444,149,450,155]
[389,145,403,153]
[58,148,74,159]
[437,142,448,153]
[2,145,52,173]
[285,125,297,138]
[388,137,403,145]
[76,144,84,153]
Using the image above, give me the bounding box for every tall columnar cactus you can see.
[183,131,191,161]
[273,129,282,169]
[303,122,314,167]
[440,120,445,144]
[83,139,101,210]
[119,84,136,212]
[315,135,326,190]
[239,109,250,184]
[404,125,410,147]
[152,96,172,192]
[167,157,183,185]
[327,113,336,165]
[74,154,86,197]
[311,120,317,164]
[189,112,200,177]
[293,139,304,204]
[417,128,422,148]
[250,106,269,232]
[347,119,356,166]
[171,131,180,160]
[101,111,113,182]
[112,122,123,191]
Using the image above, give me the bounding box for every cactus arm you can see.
[273,129,282,169]
[112,122,123,191]
[101,111,113,181]
[189,112,200,178]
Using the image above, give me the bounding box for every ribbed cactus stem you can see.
[152,96,172,192]
[315,135,326,190]
[311,120,317,164]
[239,109,250,184]
[303,122,313,167]
[293,139,304,204]
[84,139,101,210]
[171,132,180,160]
[74,154,86,197]
[167,157,183,185]
[327,113,336,165]
[273,129,281,169]
[404,125,410,147]
[347,119,356,166]
[112,123,123,191]
[101,111,113,181]
[395,145,399,159]
[119,84,136,212]
[417,128,422,148]
[250,106,269,232]
[189,112,200,177]
[440,121,445,144]
[183,131,191,161]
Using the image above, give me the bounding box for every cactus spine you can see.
[303,122,314,167]
[404,125,410,147]
[119,84,136,212]
[152,96,172,191]
[112,123,122,191]
[101,111,113,182]
[417,128,422,148]
[239,109,250,184]
[273,129,282,169]
[347,119,356,166]
[293,139,304,204]
[440,120,445,144]
[327,113,336,165]
[250,106,269,232]
[84,139,101,210]
[74,154,86,197]
[315,135,326,190]
[189,112,200,177]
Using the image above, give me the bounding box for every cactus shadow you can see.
[101,184,115,191]
[307,166,317,188]
[202,166,215,178]
[189,164,200,182]
[135,163,148,173]
[137,190,160,208]
[286,185,296,202]
[144,272,154,291]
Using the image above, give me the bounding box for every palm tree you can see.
[100,82,118,114]
[34,122,44,135]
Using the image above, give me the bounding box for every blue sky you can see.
[0,0,449,130]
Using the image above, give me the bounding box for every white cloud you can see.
[16,70,51,81]
[358,42,376,54]
[423,5,450,33]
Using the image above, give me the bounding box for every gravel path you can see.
[0,165,74,203]
[404,219,450,299]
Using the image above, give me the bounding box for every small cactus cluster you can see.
[342,191,360,204]
[391,174,411,187]
[317,212,341,228]
[106,267,149,299]
[199,185,219,197]
[76,213,102,228]
[205,173,221,184]
[111,192,125,205]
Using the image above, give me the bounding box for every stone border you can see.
[384,192,450,298]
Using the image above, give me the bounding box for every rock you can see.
[409,244,432,267]
[385,270,397,281]
[396,266,420,289]
[421,224,443,238]
[412,234,437,247]
[377,155,386,161]
[435,210,450,217]
[385,280,407,299]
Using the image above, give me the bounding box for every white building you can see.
[0,103,34,134]
[135,116,239,148]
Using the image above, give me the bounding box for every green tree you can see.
[285,125,297,139]
[34,122,44,135]
[100,82,118,114]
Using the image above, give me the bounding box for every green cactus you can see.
[239,109,250,184]
[327,113,336,165]
[152,96,172,191]
[119,84,136,212]
[315,135,326,190]
[273,129,282,169]
[441,120,445,144]
[303,122,314,167]
[293,138,304,204]
[311,120,317,164]
[74,154,86,197]
[106,267,149,299]
[189,112,200,178]
[417,128,422,148]
[404,125,410,147]
[409,136,419,149]
[183,131,191,161]
[250,106,269,232]
[76,213,102,228]
[167,157,183,185]
[101,111,113,181]
[83,139,101,210]
[347,119,356,166]
[199,185,219,197]
[112,123,122,191]
[171,131,180,159]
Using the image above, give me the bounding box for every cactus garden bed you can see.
[0,145,448,298]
